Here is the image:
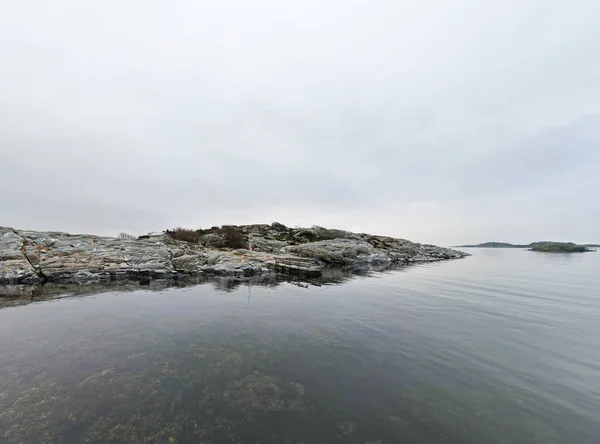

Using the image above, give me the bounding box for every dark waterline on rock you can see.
[1,249,599,443]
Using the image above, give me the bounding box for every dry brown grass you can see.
[167,228,201,243]
[222,226,247,249]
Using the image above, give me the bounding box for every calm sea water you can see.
[1,249,599,443]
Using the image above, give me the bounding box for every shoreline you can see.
[1,223,468,287]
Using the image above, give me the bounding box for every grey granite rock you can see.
[282,239,375,264]
[0,224,468,285]
[0,229,41,283]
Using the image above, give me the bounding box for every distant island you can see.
[528,242,594,253]
[456,241,597,253]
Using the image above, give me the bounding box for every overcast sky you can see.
[1,0,599,245]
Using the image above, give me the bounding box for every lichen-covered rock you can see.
[367,253,392,263]
[246,236,288,253]
[282,239,376,264]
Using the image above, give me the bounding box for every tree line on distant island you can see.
[455,241,598,253]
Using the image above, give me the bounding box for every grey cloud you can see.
[441,115,600,199]
[2,193,164,236]
[1,0,600,244]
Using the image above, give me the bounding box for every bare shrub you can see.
[167,227,201,243]
[118,232,135,239]
[222,226,247,249]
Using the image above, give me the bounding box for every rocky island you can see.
[456,241,596,252]
[0,223,467,286]
[528,242,595,253]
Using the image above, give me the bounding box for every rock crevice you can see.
[13,229,49,283]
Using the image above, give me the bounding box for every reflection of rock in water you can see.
[0,263,416,307]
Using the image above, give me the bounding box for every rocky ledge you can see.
[0,223,467,285]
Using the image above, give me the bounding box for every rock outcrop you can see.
[0,223,467,285]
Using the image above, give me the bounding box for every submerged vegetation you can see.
[0,337,563,443]
[0,345,308,443]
